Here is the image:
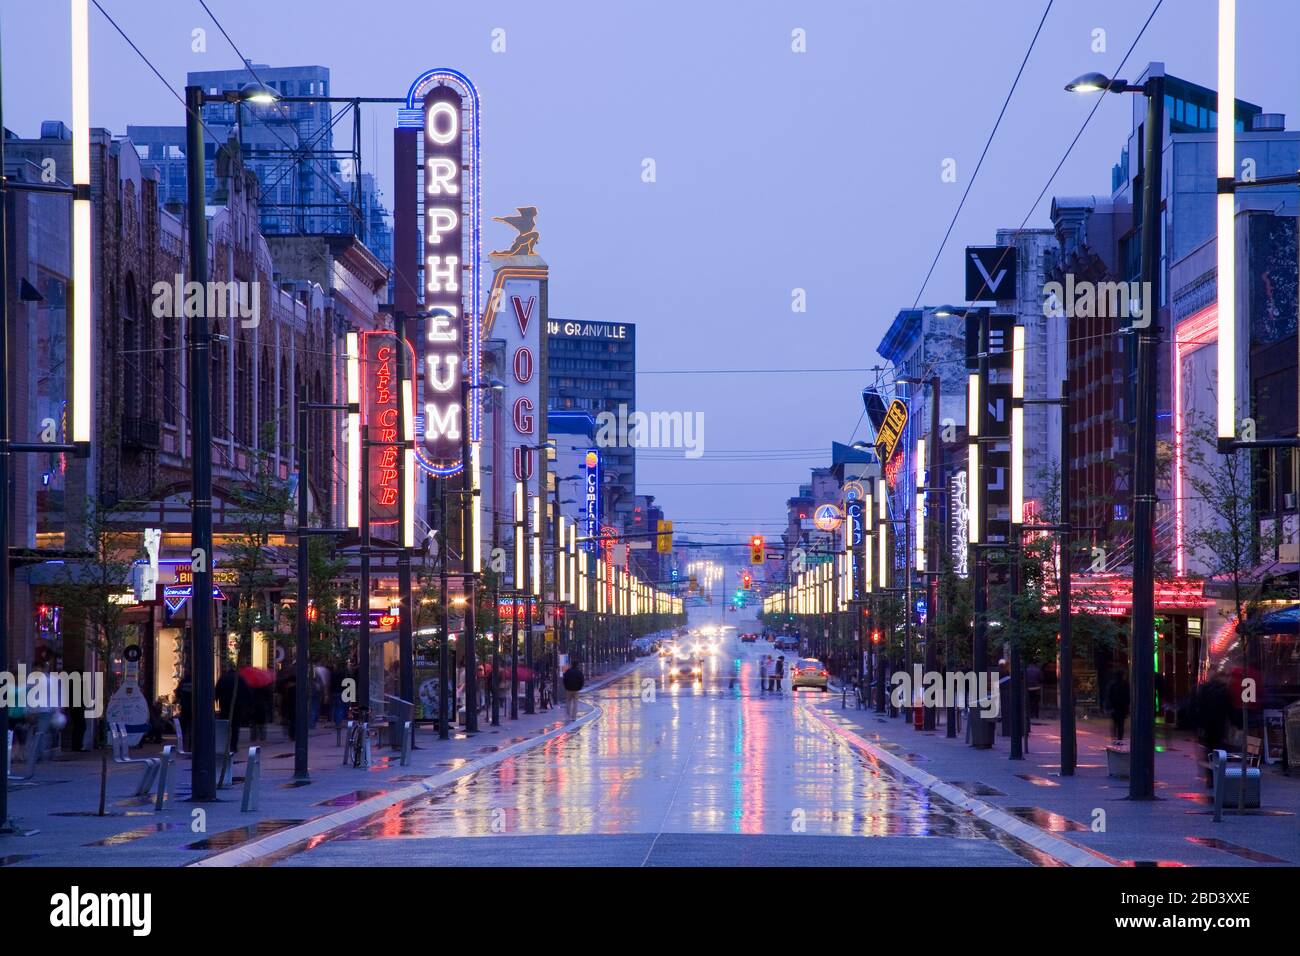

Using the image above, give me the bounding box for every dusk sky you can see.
[5,0,1297,541]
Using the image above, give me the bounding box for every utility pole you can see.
[395,312,414,729]
[1129,74,1165,800]
[437,479,450,740]
[1059,380,1076,774]
[185,84,217,801]
[459,373,477,732]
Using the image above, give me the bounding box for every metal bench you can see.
[110,723,160,796]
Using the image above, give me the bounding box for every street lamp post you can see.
[1067,68,1165,798]
[182,80,274,799]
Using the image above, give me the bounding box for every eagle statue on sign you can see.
[490,206,539,257]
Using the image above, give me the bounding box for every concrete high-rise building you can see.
[546,317,636,529]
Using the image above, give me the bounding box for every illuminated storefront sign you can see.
[363,331,416,530]
[950,470,969,577]
[874,399,908,464]
[422,84,465,471]
[547,320,629,340]
[393,69,482,478]
[584,449,601,553]
[813,504,844,533]
[338,609,399,629]
[483,269,546,483]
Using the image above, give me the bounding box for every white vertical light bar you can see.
[1011,326,1025,400]
[863,486,874,595]
[1011,408,1025,525]
[579,552,588,612]
[567,524,577,604]
[345,332,361,529]
[877,483,888,589]
[967,373,980,437]
[1216,0,1237,442]
[1011,324,1025,526]
[558,516,567,604]
[71,0,92,443]
[514,481,524,585]
[531,495,541,597]
[401,375,415,548]
[915,437,926,570]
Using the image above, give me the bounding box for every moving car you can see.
[740,632,757,643]
[774,635,800,652]
[668,656,703,682]
[790,658,828,692]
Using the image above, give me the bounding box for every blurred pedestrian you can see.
[774,655,786,695]
[759,655,769,694]
[215,661,252,751]
[1105,670,1131,743]
[1194,678,1231,787]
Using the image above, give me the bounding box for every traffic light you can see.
[749,535,765,565]
[741,570,752,590]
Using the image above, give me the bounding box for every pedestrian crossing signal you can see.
[749,535,765,565]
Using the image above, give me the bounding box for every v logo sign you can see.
[970,253,1010,296]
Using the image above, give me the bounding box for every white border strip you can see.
[803,702,1111,867]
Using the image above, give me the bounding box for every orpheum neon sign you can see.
[394,68,482,478]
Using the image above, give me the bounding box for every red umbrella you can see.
[239,665,274,689]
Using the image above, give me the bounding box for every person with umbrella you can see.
[239,664,275,743]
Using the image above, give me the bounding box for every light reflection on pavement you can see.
[276,621,1042,866]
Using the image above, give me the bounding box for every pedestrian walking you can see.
[563,660,585,720]
[1106,670,1131,743]
[759,655,769,694]
[215,662,252,752]
[1194,677,1231,787]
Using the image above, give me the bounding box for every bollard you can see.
[362,722,372,768]
[1212,749,1227,823]
[341,720,355,766]
[400,721,413,767]
[154,745,174,811]
[241,746,261,813]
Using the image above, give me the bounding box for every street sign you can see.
[874,399,908,464]
[657,519,673,554]
[965,245,1018,301]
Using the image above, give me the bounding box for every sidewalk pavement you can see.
[804,688,1300,866]
[1,660,634,868]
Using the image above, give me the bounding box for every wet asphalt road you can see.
[276,614,1039,866]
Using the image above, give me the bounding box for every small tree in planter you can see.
[48,496,138,816]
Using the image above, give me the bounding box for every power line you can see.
[911,0,1055,308]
